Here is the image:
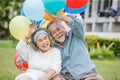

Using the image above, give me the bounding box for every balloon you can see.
[44,12,54,21]
[31,20,42,28]
[44,10,64,21]
[41,21,50,29]
[14,53,28,71]
[9,16,31,40]
[20,9,64,27]
[66,0,89,8]
[64,3,89,14]
[20,9,42,27]
[58,10,64,15]
[43,0,66,14]
[23,0,45,21]
[20,9,25,16]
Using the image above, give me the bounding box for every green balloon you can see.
[9,16,31,40]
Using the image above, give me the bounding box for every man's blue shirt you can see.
[54,16,95,80]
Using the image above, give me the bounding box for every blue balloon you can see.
[64,3,89,14]
[30,20,42,28]
[20,9,25,16]
[44,0,66,14]
[20,9,42,27]
[23,0,45,21]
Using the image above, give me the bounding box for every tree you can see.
[0,0,24,39]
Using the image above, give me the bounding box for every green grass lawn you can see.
[93,59,120,80]
[0,40,120,80]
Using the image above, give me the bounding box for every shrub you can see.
[85,35,120,57]
[89,42,115,60]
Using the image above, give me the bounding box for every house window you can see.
[97,0,113,17]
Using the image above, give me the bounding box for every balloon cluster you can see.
[9,0,89,71]
[9,0,89,40]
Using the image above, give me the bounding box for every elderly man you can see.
[47,14,103,80]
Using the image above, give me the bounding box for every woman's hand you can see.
[39,69,56,80]
[28,22,36,36]
[22,22,36,42]
[40,77,50,80]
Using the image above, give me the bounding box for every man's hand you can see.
[48,14,72,22]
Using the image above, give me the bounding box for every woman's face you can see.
[36,34,51,52]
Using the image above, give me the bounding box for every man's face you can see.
[48,22,66,43]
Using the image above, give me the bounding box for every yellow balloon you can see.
[41,21,50,29]
[9,16,31,40]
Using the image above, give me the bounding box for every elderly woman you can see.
[15,23,62,80]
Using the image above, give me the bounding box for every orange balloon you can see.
[44,12,54,21]
[14,53,28,71]
[58,10,64,14]
[44,10,64,21]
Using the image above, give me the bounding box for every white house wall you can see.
[84,0,120,33]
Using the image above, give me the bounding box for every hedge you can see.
[85,35,120,57]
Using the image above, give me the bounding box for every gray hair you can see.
[29,28,53,51]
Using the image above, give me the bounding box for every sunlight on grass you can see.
[93,59,120,80]
[0,40,21,80]
[0,40,120,80]
[0,40,18,48]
